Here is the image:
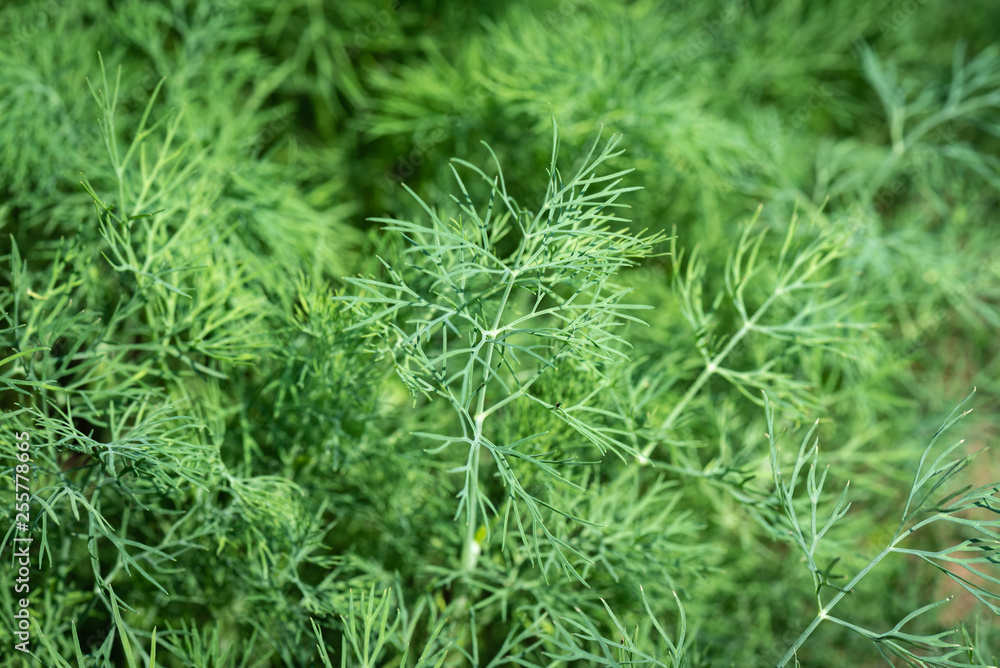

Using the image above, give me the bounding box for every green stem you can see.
[777,526,917,666]
[460,443,482,572]
[461,271,517,575]
[642,290,781,458]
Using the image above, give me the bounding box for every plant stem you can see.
[461,271,517,576]
[777,535,907,666]
[642,290,781,459]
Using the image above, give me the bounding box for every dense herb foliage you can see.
[1,1,999,666]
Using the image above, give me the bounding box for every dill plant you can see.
[336,123,667,583]
[1,1,1000,667]
[767,391,1000,667]
[327,121,1000,666]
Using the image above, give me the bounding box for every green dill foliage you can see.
[767,390,1000,667]
[337,125,665,582]
[1,1,1000,667]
